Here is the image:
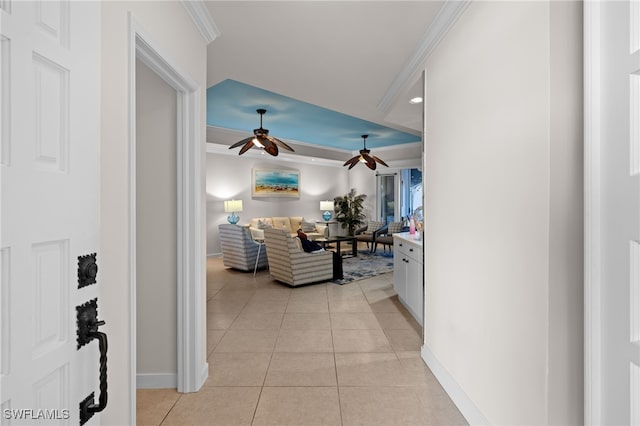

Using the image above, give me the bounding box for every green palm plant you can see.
[333,189,367,236]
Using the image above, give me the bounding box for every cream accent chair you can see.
[263,228,333,286]
[218,224,268,272]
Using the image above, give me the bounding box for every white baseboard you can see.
[421,344,490,425]
[207,252,222,258]
[136,373,177,389]
[197,362,209,391]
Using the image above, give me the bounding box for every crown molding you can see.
[181,0,220,44]
[377,0,470,113]
[206,125,352,154]
[206,142,420,171]
[207,125,420,155]
[207,124,421,169]
[372,141,422,154]
[206,142,346,168]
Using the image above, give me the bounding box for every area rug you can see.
[332,250,394,285]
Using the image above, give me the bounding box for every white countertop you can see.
[393,232,423,248]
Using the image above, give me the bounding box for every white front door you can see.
[1,1,101,425]
[595,0,640,423]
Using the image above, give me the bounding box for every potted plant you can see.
[333,189,367,236]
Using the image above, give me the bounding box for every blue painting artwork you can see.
[252,169,300,198]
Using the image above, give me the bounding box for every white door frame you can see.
[584,1,602,424]
[127,14,207,409]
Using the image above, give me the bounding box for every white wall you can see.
[135,60,177,383]
[423,1,583,425]
[100,3,207,424]
[206,152,350,255]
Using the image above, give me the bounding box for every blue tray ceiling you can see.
[206,79,420,150]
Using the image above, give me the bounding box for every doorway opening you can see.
[135,59,178,388]
[128,18,207,423]
[376,168,423,225]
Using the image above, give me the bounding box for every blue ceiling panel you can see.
[206,79,420,150]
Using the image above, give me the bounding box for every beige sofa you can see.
[263,228,334,286]
[249,216,328,241]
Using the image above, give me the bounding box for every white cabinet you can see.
[393,233,423,325]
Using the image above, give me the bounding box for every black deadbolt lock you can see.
[78,253,98,288]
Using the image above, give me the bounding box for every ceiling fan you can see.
[343,134,389,170]
[228,108,294,157]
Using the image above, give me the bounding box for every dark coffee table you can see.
[315,236,357,257]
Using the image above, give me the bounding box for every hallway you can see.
[137,256,466,425]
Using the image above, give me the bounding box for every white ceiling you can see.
[204,1,444,138]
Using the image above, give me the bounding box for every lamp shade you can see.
[320,200,333,221]
[320,201,333,211]
[224,199,243,213]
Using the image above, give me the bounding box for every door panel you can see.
[1,1,100,424]
[599,1,640,424]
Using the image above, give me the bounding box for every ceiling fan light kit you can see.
[228,108,295,157]
[343,134,389,171]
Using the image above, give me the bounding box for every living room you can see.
[205,136,422,257]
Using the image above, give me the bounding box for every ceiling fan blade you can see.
[343,156,359,167]
[363,153,376,170]
[269,136,295,152]
[238,140,254,155]
[229,136,254,149]
[372,155,389,167]
[348,160,360,170]
[264,141,279,156]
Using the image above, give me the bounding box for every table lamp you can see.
[224,199,243,224]
[320,200,334,222]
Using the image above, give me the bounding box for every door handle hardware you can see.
[78,253,98,288]
[79,393,95,426]
[77,299,108,425]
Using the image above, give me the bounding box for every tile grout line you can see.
[158,393,183,426]
[251,279,293,425]
[330,284,345,426]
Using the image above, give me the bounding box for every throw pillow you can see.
[301,221,317,233]
[257,220,272,230]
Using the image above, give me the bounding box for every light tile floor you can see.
[137,252,467,426]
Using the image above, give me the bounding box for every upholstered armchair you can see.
[373,221,409,252]
[218,224,268,272]
[355,220,386,252]
[263,228,334,286]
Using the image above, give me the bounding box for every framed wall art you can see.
[252,168,300,198]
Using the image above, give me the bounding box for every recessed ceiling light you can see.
[409,97,423,104]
